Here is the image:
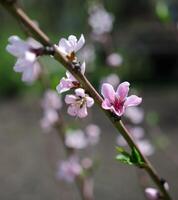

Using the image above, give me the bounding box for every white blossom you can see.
[6,35,42,83]
[65,129,88,149]
[88,4,114,35]
[57,34,85,60]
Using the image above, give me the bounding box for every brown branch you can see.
[0,1,172,199]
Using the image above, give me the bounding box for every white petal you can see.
[75,88,85,97]
[75,34,85,52]
[80,62,86,74]
[65,95,77,104]
[58,38,71,54]
[86,96,94,107]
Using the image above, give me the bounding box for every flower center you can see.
[113,98,125,112]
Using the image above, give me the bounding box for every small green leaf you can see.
[116,146,130,157]
[116,154,133,165]
[130,148,145,166]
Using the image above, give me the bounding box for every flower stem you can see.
[0,1,172,199]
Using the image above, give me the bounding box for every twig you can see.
[0,1,172,199]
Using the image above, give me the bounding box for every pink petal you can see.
[101,99,112,110]
[65,95,77,104]
[78,105,88,118]
[75,88,85,97]
[86,96,94,107]
[75,34,85,52]
[124,95,142,107]
[101,83,115,103]
[67,105,78,116]
[112,106,125,117]
[116,81,130,101]
[56,78,73,93]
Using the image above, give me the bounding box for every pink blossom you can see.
[41,90,62,110]
[40,90,62,132]
[6,36,42,83]
[101,82,142,117]
[57,34,85,60]
[85,124,101,145]
[88,4,114,35]
[106,53,123,67]
[56,62,85,93]
[65,88,94,118]
[57,156,82,183]
[65,129,88,149]
[40,109,59,132]
[145,188,159,200]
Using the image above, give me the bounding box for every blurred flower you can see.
[56,62,85,93]
[40,109,59,131]
[40,90,62,132]
[101,74,120,89]
[125,107,144,124]
[65,129,88,149]
[57,34,85,61]
[88,4,114,35]
[57,156,82,183]
[6,36,42,83]
[78,44,96,65]
[81,158,93,170]
[85,124,101,145]
[137,139,155,156]
[101,82,142,117]
[130,126,145,139]
[145,188,159,200]
[41,90,62,110]
[106,53,123,67]
[65,88,94,118]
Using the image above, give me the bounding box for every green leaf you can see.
[130,148,144,166]
[116,154,133,165]
[116,146,130,157]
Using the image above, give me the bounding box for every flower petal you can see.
[124,95,142,107]
[75,88,85,97]
[86,96,94,107]
[58,38,71,55]
[67,105,78,116]
[80,62,86,74]
[78,105,88,118]
[75,34,85,52]
[65,95,77,104]
[101,83,115,103]
[101,99,112,110]
[116,81,130,101]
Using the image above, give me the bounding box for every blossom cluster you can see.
[40,90,62,132]
[57,124,101,183]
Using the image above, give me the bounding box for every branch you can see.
[0,1,172,199]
